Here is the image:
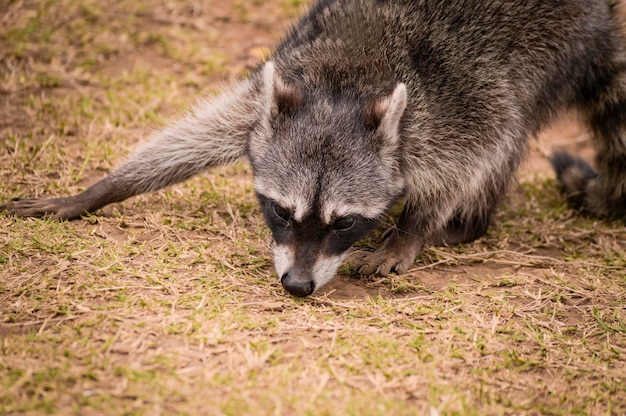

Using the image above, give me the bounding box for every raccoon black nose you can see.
[281,273,315,297]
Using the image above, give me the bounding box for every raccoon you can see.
[3,0,626,297]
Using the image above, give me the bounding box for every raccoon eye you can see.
[272,203,291,223]
[334,216,356,231]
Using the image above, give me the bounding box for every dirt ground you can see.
[1,1,625,415]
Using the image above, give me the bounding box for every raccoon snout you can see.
[281,272,315,297]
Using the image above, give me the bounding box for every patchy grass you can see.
[1,0,625,415]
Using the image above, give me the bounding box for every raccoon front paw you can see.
[1,197,84,220]
[352,231,424,276]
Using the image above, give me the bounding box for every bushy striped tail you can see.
[549,151,597,212]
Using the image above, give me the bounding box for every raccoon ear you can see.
[262,61,304,117]
[363,83,407,138]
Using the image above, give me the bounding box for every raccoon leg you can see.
[354,203,425,276]
[1,78,262,220]
[354,204,493,276]
[428,209,492,247]
[552,77,626,220]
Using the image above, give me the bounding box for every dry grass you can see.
[1,0,625,414]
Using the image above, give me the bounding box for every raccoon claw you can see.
[352,236,424,277]
[355,251,414,276]
[1,196,83,220]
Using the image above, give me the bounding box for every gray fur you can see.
[3,0,626,296]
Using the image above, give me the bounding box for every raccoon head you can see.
[248,62,407,297]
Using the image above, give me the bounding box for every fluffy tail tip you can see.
[549,151,597,209]
[550,151,596,180]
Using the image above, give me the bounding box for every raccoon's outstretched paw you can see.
[352,233,424,276]
[1,196,85,220]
